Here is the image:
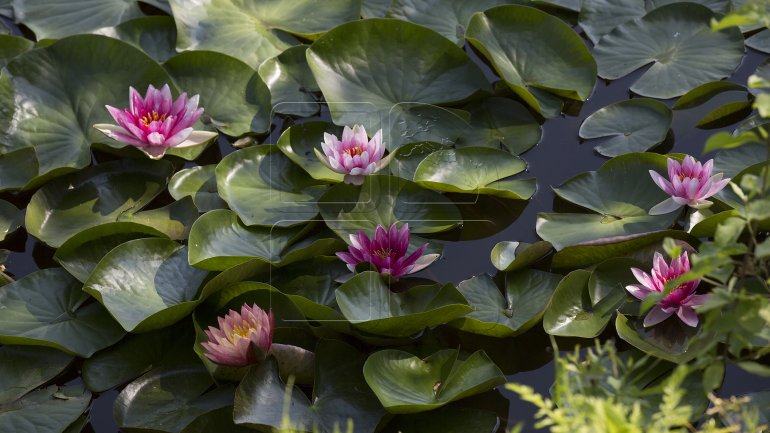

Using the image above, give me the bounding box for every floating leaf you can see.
[490,240,552,272]
[747,29,770,54]
[0,34,32,68]
[459,97,542,155]
[0,385,90,433]
[615,313,716,363]
[579,0,646,44]
[258,45,320,117]
[98,16,177,62]
[0,346,73,404]
[12,0,142,39]
[168,165,226,212]
[275,122,344,182]
[673,81,747,110]
[0,199,21,242]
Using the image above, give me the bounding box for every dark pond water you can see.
[2,13,770,433]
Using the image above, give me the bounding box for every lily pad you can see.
[747,29,770,54]
[169,0,361,68]
[0,346,73,404]
[451,270,562,337]
[12,0,143,39]
[336,271,472,337]
[307,18,489,133]
[0,385,91,433]
[615,313,716,364]
[579,98,672,157]
[490,240,552,272]
[0,268,125,357]
[673,81,747,110]
[84,238,211,332]
[363,348,506,413]
[25,159,173,248]
[0,199,21,242]
[275,122,345,182]
[391,141,452,180]
[578,0,646,44]
[466,5,596,117]
[459,97,542,155]
[99,16,177,62]
[168,165,226,212]
[593,3,744,99]
[0,35,172,190]
[233,340,386,433]
[0,34,32,68]
[164,50,272,136]
[536,153,679,251]
[318,175,462,236]
[258,45,320,117]
[216,144,325,227]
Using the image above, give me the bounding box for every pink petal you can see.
[649,197,682,215]
[644,305,674,327]
[625,284,652,300]
[649,170,674,195]
[676,306,699,327]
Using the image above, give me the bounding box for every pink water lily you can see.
[201,303,274,367]
[648,156,730,215]
[315,125,393,185]
[625,252,709,328]
[94,84,217,159]
[337,223,439,280]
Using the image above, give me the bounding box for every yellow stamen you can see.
[344,146,365,157]
[231,323,253,338]
[140,111,168,126]
[374,248,392,258]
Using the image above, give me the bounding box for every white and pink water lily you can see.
[625,252,709,328]
[94,84,217,159]
[315,125,394,185]
[201,303,274,367]
[648,156,730,215]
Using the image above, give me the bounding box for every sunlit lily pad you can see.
[466,5,596,117]
[24,159,173,247]
[363,348,506,413]
[233,340,385,433]
[307,18,489,133]
[490,240,552,272]
[391,141,452,180]
[579,98,672,157]
[336,271,472,337]
[216,145,325,227]
[98,16,177,62]
[318,175,462,236]
[0,35,172,190]
[451,270,561,337]
[0,384,91,433]
[275,122,345,182]
[593,3,744,99]
[0,346,73,404]
[414,147,536,200]
[0,199,21,242]
[164,51,272,136]
[12,0,143,39]
[84,238,211,332]
[168,165,226,212]
[0,268,125,357]
[169,0,361,68]
[258,45,320,117]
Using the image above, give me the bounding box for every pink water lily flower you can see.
[625,252,709,328]
[94,84,217,159]
[201,303,274,367]
[337,223,439,280]
[648,156,730,215]
[315,125,393,185]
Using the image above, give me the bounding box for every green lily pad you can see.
[363,348,506,414]
[275,122,345,182]
[307,18,489,133]
[383,103,475,150]
[54,222,168,282]
[233,340,386,433]
[0,385,91,433]
[593,3,744,98]
[536,153,678,251]
[673,81,747,110]
[0,35,32,68]
[12,0,143,39]
[459,97,542,155]
[115,363,234,433]
[391,141,452,180]
[169,0,361,68]
[84,238,211,332]
[164,50,271,136]
[451,270,562,337]
[336,271,471,337]
[490,240,552,272]
[414,147,535,199]
[0,346,73,404]
[381,407,499,433]
[747,29,770,54]
[696,100,754,129]
[216,144,325,227]
[542,267,626,338]
[99,16,177,62]
[258,45,320,117]
[169,165,226,212]
[578,0,646,44]
[25,159,173,248]
[362,0,390,17]
[0,268,125,357]
[579,98,672,157]
[0,199,21,242]
[466,5,596,117]
[615,313,716,364]
[318,175,462,236]
[0,35,172,190]
[385,0,510,46]
[124,197,199,241]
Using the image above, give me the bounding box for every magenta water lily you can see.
[202,303,274,367]
[316,125,393,185]
[337,223,439,280]
[648,156,730,215]
[94,84,218,159]
[625,252,708,328]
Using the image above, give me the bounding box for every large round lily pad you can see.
[98,16,177,62]
[466,5,596,117]
[363,348,506,413]
[593,3,744,99]
[0,35,172,190]
[0,384,91,433]
[307,18,489,133]
[169,0,361,68]
[0,268,125,357]
[12,0,143,39]
[0,345,73,404]
[258,45,320,117]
